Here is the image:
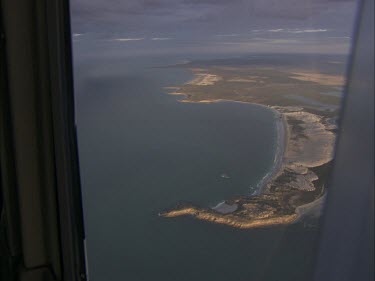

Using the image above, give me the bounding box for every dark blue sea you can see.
[73,52,320,281]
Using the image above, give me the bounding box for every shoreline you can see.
[209,105,287,215]
[164,90,289,198]
[254,108,287,196]
[160,68,335,228]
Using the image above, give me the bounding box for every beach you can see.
[255,109,287,195]
[160,64,338,229]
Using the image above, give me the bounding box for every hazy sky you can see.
[70,0,359,55]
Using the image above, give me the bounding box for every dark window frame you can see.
[0,0,87,280]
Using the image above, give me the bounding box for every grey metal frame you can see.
[313,0,374,280]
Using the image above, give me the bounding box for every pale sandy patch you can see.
[168,92,185,96]
[180,99,217,103]
[190,68,207,72]
[228,78,257,83]
[289,72,344,86]
[187,73,222,86]
[284,111,336,168]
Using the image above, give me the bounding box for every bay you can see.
[74,54,319,281]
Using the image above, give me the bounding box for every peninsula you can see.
[160,55,344,229]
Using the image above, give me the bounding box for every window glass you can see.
[70,1,358,280]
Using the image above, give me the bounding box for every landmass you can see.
[159,54,344,229]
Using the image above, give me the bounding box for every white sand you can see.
[187,73,222,86]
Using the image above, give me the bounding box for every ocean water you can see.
[74,54,320,281]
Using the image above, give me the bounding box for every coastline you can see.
[160,69,336,229]
[254,108,287,196]
[163,91,289,197]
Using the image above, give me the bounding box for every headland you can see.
[160,55,343,229]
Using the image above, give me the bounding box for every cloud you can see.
[268,29,285,32]
[289,29,328,33]
[258,28,329,34]
[113,38,145,41]
[268,39,299,43]
[151,37,172,40]
[214,34,240,37]
[70,0,357,53]
[71,0,356,30]
[328,36,351,39]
